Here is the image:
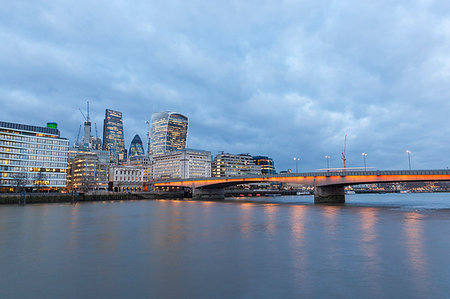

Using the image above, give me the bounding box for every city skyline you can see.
[1,1,450,171]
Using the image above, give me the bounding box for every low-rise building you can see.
[152,149,211,179]
[212,153,261,177]
[109,165,144,192]
[252,156,276,174]
[70,151,109,192]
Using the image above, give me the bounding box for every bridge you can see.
[152,170,450,203]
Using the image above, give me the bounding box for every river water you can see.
[0,193,449,298]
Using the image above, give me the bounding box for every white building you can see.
[212,153,261,177]
[0,121,69,192]
[152,149,211,180]
[109,165,144,192]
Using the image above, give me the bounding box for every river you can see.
[0,193,449,298]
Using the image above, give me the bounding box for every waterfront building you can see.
[152,149,211,179]
[103,109,126,162]
[253,156,276,174]
[109,165,144,192]
[150,112,188,155]
[212,153,261,177]
[127,155,152,186]
[0,121,69,192]
[128,134,145,158]
[69,151,109,192]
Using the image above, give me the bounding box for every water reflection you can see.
[403,212,430,295]
[262,204,279,239]
[238,203,255,239]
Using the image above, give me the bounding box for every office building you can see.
[152,149,211,179]
[212,153,261,177]
[69,151,109,192]
[150,111,188,155]
[103,109,126,162]
[109,165,144,192]
[253,156,276,174]
[128,134,145,158]
[0,121,69,192]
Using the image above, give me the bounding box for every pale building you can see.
[152,149,211,180]
[109,165,144,192]
[212,153,261,177]
[150,112,188,155]
[70,152,109,192]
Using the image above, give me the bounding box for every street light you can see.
[325,155,330,171]
[406,150,411,170]
[293,157,299,173]
[362,153,367,171]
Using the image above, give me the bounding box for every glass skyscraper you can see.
[150,112,188,156]
[103,109,126,162]
[128,134,145,158]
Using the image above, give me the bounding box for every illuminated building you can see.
[69,151,109,192]
[152,149,211,179]
[109,165,143,192]
[252,156,276,174]
[212,153,261,177]
[127,156,152,186]
[128,134,145,158]
[103,109,126,162]
[150,112,188,155]
[0,121,69,192]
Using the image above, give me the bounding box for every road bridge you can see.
[152,170,450,203]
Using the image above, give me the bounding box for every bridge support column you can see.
[192,188,225,200]
[314,186,345,204]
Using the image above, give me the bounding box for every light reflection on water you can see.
[0,193,449,298]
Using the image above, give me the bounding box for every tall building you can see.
[212,153,261,177]
[0,121,69,192]
[103,109,126,162]
[253,156,276,174]
[128,134,145,158]
[150,112,188,156]
[152,149,211,179]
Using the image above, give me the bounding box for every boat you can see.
[296,191,311,195]
[345,190,356,195]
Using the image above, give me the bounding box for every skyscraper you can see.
[128,134,145,158]
[103,109,126,162]
[150,111,188,155]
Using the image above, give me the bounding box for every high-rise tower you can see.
[150,112,188,156]
[129,134,145,158]
[103,109,126,162]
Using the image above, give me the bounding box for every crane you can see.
[79,108,86,121]
[75,125,82,146]
[341,134,347,170]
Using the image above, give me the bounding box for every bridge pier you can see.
[192,188,225,200]
[314,185,345,204]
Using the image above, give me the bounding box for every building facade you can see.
[0,121,69,192]
[150,111,188,155]
[212,153,261,177]
[152,149,211,180]
[128,134,145,158]
[253,156,276,174]
[109,165,144,192]
[103,109,126,162]
[69,151,109,192]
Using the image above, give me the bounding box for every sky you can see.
[1,0,450,172]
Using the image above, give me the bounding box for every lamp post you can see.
[293,157,299,173]
[325,155,330,172]
[362,153,367,171]
[406,150,411,170]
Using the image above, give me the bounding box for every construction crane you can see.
[79,108,86,120]
[341,134,347,170]
[75,125,82,146]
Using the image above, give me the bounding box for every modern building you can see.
[128,134,145,158]
[0,121,69,192]
[152,149,211,180]
[150,111,188,156]
[69,151,109,192]
[109,165,144,192]
[253,156,276,174]
[103,109,126,162]
[212,153,261,177]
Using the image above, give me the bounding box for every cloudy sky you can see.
[1,0,450,171]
